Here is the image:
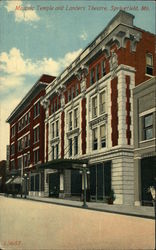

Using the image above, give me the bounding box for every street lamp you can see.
[82,164,88,209]
[149,185,156,250]
[24,173,28,199]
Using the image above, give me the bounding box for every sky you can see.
[0,0,155,160]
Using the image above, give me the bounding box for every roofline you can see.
[6,74,54,123]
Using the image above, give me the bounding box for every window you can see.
[23,155,28,168]
[54,100,57,112]
[92,96,97,118]
[69,138,72,156]
[72,87,75,99]
[18,140,22,152]
[27,152,30,166]
[101,60,106,77]
[11,125,16,137]
[68,89,71,102]
[11,160,15,169]
[74,109,78,128]
[74,136,78,155]
[52,123,55,139]
[100,125,106,148]
[75,84,79,96]
[28,112,30,123]
[56,121,59,137]
[93,128,98,150]
[34,126,40,143]
[69,112,72,131]
[146,53,153,75]
[100,91,106,114]
[34,102,40,118]
[17,157,22,169]
[52,146,55,160]
[143,114,153,140]
[34,148,40,164]
[51,103,54,114]
[56,144,59,159]
[90,68,94,85]
[11,143,15,155]
[96,64,100,82]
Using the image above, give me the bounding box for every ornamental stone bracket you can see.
[89,113,108,129]
[75,64,89,97]
[109,51,118,79]
[66,127,80,138]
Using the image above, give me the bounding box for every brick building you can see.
[6,11,156,205]
[6,74,55,195]
[41,10,155,205]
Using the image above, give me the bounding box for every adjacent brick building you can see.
[6,74,55,195]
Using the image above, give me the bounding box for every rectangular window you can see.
[74,109,78,128]
[72,87,75,99]
[146,53,153,75]
[56,121,59,137]
[34,102,40,118]
[34,149,40,164]
[92,128,98,150]
[17,157,22,169]
[34,126,40,143]
[52,146,55,160]
[68,89,71,102]
[69,138,72,156]
[11,143,15,155]
[74,136,78,155]
[11,160,15,169]
[18,140,21,152]
[69,112,72,131]
[56,144,59,159]
[90,68,94,85]
[28,112,30,123]
[75,84,79,96]
[100,91,106,114]
[27,152,30,166]
[54,100,57,112]
[101,60,106,77]
[100,125,106,148]
[92,96,97,118]
[52,123,55,139]
[96,64,100,82]
[11,125,16,137]
[143,114,153,140]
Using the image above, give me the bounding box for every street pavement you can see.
[0,196,155,250]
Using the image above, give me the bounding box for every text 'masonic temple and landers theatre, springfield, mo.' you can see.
[6,11,156,206]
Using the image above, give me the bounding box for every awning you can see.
[37,159,89,171]
[5,178,13,185]
[12,177,22,184]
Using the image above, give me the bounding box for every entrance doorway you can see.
[71,170,82,196]
[49,172,60,197]
[90,162,111,201]
[141,156,156,206]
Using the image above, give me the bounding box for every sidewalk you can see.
[26,195,154,219]
[1,193,154,219]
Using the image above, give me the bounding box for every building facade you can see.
[6,75,55,196]
[41,10,155,205]
[133,77,156,206]
[6,11,156,205]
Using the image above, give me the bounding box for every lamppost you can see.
[149,184,156,250]
[81,164,90,208]
[24,173,28,199]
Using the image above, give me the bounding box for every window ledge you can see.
[139,138,155,143]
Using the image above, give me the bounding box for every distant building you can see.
[133,77,156,206]
[6,75,55,195]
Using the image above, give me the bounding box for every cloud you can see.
[80,31,88,41]
[0,47,82,86]
[5,0,40,23]
[0,47,82,160]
